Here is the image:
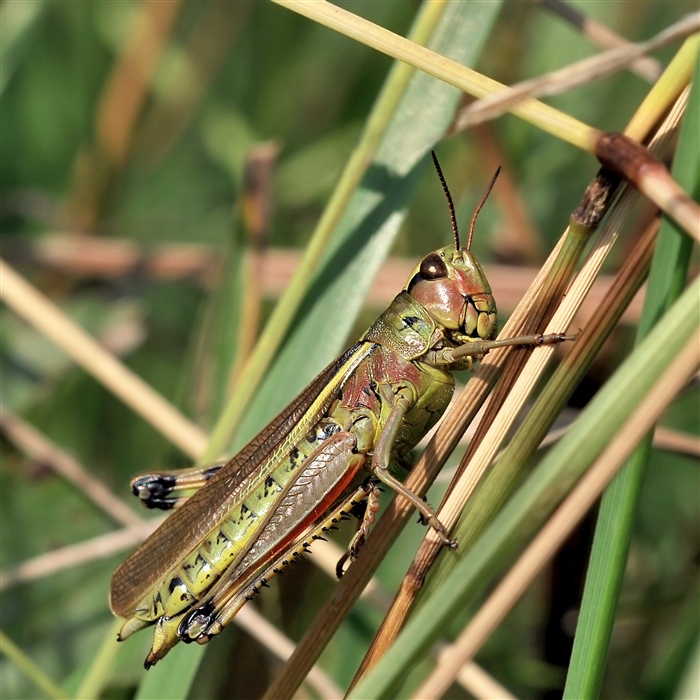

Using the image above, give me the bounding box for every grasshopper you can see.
[110,153,570,668]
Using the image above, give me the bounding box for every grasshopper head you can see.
[412,152,503,347]
[406,245,498,344]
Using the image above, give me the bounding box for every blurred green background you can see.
[1,2,696,698]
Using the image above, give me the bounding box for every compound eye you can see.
[419,253,448,280]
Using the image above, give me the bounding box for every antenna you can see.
[467,166,501,251]
[431,150,460,251]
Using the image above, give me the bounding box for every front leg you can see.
[425,332,574,369]
[369,385,456,548]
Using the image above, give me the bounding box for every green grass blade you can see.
[135,645,206,700]
[73,619,124,700]
[563,49,700,700]
[0,630,68,700]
